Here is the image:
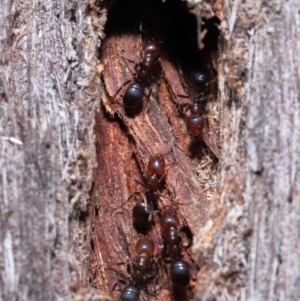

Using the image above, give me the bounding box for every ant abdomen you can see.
[120,285,140,301]
[188,66,210,92]
[132,201,150,224]
[123,82,144,109]
[185,115,205,138]
[170,260,190,287]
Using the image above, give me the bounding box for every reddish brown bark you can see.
[89,30,219,300]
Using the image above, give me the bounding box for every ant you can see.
[144,153,168,192]
[159,210,191,288]
[183,96,208,140]
[131,153,171,196]
[132,200,152,225]
[176,65,212,139]
[116,35,162,116]
[176,65,220,157]
[160,210,181,260]
[120,285,140,301]
[112,153,171,230]
[117,237,157,301]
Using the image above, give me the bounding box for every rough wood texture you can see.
[1,0,300,301]
[193,0,300,300]
[90,29,218,300]
[0,0,106,300]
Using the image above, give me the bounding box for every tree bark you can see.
[0,0,105,300]
[0,1,299,301]
[193,1,300,300]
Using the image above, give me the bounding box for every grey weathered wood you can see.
[0,1,105,300]
[193,1,300,300]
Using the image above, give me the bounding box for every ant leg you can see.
[201,117,213,136]
[131,177,146,189]
[113,79,132,100]
[197,94,213,101]
[153,192,169,199]
[202,131,213,136]
[142,87,152,116]
[177,94,190,99]
[158,170,168,186]
[175,132,189,140]
[136,193,158,219]
[109,191,142,212]
[117,53,138,81]
[143,276,157,297]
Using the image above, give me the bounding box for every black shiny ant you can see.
[132,197,157,234]
[132,200,152,225]
[120,285,140,301]
[170,260,191,288]
[117,237,157,301]
[183,65,211,96]
[116,36,162,116]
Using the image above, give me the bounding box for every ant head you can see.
[147,154,166,177]
[135,237,155,257]
[160,210,179,230]
[143,37,160,59]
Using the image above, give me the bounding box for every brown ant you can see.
[176,65,212,139]
[144,153,168,192]
[175,65,220,157]
[175,63,211,131]
[159,210,191,289]
[160,210,182,261]
[131,152,171,196]
[183,96,208,140]
[112,153,171,230]
[115,36,162,116]
[116,237,157,301]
